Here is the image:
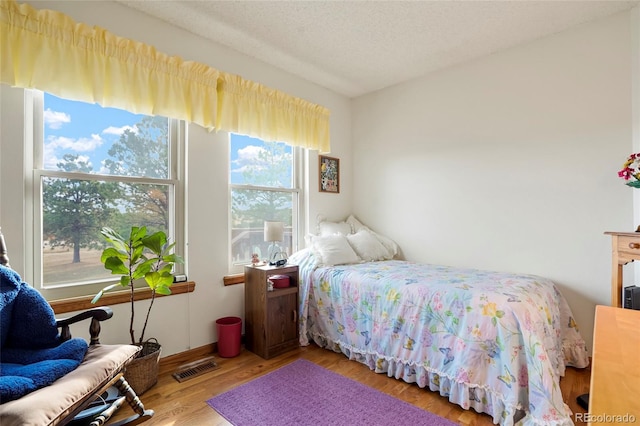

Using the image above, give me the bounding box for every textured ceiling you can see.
[118,0,640,98]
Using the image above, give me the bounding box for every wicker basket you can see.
[124,338,161,395]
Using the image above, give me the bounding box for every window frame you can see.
[26,89,186,300]
[228,134,302,274]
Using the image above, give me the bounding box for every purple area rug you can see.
[207,359,457,426]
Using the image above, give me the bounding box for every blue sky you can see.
[44,92,291,184]
[230,134,292,186]
[231,133,270,184]
[44,93,145,173]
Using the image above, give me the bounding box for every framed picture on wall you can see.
[319,155,340,193]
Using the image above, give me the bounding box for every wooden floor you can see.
[110,344,591,425]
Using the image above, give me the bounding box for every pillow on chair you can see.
[6,285,60,349]
[0,353,86,402]
[0,265,88,403]
[0,266,22,346]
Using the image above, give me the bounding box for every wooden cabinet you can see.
[244,264,299,359]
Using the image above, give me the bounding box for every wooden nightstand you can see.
[604,231,640,307]
[244,264,299,359]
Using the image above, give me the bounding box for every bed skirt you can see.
[307,332,577,426]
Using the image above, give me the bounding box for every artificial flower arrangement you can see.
[618,153,640,188]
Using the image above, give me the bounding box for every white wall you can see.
[0,0,352,357]
[3,1,636,359]
[352,10,637,353]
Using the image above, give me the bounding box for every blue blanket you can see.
[0,265,88,403]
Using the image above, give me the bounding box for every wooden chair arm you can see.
[56,307,114,345]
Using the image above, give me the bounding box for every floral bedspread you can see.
[290,251,589,425]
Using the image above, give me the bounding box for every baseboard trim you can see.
[158,335,246,375]
[159,343,216,375]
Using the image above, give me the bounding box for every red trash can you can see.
[216,316,242,357]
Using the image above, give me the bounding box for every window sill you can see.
[223,274,243,286]
[49,281,196,315]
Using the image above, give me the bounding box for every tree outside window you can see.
[37,92,180,289]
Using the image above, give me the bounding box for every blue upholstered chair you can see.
[0,228,153,426]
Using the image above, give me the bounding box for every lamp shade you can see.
[264,221,284,242]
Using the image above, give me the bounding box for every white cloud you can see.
[102,125,138,136]
[42,151,93,170]
[232,145,268,174]
[43,151,60,170]
[72,155,92,167]
[237,145,265,161]
[43,108,71,130]
[45,134,103,152]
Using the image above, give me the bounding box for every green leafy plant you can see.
[92,226,184,345]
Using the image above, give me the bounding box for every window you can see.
[229,134,299,272]
[29,91,185,299]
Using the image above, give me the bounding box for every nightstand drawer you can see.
[605,231,640,308]
[616,235,640,256]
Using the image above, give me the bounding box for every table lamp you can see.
[264,221,285,265]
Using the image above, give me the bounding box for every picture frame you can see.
[319,155,340,193]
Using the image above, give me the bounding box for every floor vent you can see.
[172,356,220,383]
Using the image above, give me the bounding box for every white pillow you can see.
[287,248,319,270]
[318,220,352,236]
[346,215,369,233]
[310,234,360,266]
[347,229,389,262]
[374,233,399,259]
[346,215,398,259]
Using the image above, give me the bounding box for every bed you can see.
[289,216,589,426]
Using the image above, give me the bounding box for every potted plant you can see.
[92,226,184,394]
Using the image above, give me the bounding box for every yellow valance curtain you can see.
[0,0,330,152]
[217,73,330,153]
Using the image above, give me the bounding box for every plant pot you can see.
[124,339,161,395]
